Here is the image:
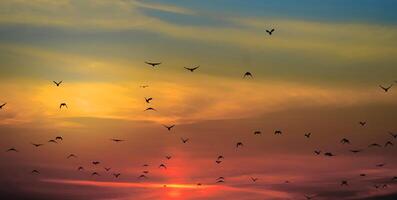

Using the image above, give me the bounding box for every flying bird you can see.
[304,133,311,138]
[265,28,275,35]
[184,66,200,72]
[324,152,335,157]
[217,155,224,160]
[59,103,68,109]
[379,85,392,92]
[359,121,366,126]
[314,150,321,155]
[274,130,282,135]
[6,148,18,152]
[67,154,77,159]
[254,130,261,135]
[304,195,316,200]
[113,173,121,178]
[340,138,351,144]
[0,103,6,109]
[216,179,225,183]
[215,160,222,164]
[385,141,393,147]
[55,136,63,141]
[138,174,148,179]
[142,170,149,174]
[145,61,161,67]
[376,163,385,167]
[145,97,153,103]
[369,143,382,148]
[92,161,100,165]
[243,72,253,78]
[350,149,363,153]
[31,143,44,147]
[216,177,225,180]
[31,170,40,175]
[163,125,175,131]
[48,139,58,144]
[144,107,157,111]
[78,166,84,171]
[140,85,149,88]
[341,180,349,186]
[251,177,258,182]
[392,176,397,181]
[159,164,167,169]
[165,155,172,160]
[53,81,62,87]
[181,138,189,143]
[359,173,366,177]
[91,172,100,176]
[104,167,111,171]
[236,142,244,148]
[110,138,125,143]
[389,132,397,139]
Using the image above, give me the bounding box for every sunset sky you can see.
[0,0,397,200]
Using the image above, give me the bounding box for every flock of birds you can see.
[1,28,397,200]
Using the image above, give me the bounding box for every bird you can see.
[215,160,222,164]
[67,154,77,159]
[236,142,243,148]
[104,167,111,171]
[324,152,335,157]
[304,195,316,200]
[31,170,40,175]
[251,177,258,182]
[197,183,202,186]
[369,143,381,147]
[138,174,148,179]
[389,132,397,139]
[55,136,63,141]
[165,156,172,160]
[216,177,224,180]
[59,103,68,109]
[159,164,167,169]
[304,133,311,138]
[140,85,149,88]
[341,180,349,186]
[142,171,149,174]
[6,148,18,152]
[265,28,275,35]
[340,138,350,144]
[77,166,84,171]
[254,130,261,135]
[48,140,58,144]
[184,66,200,72]
[374,184,381,189]
[217,155,224,160]
[181,138,189,143]
[314,150,321,155]
[243,72,253,78]
[385,141,393,147]
[91,172,100,176]
[92,161,100,165]
[113,173,121,178]
[392,176,397,181]
[110,138,125,143]
[379,85,392,92]
[359,121,366,126]
[31,143,44,147]
[163,125,175,131]
[145,61,161,67]
[350,149,362,153]
[382,184,388,189]
[216,180,225,183]
[0,103,6,109]
[376,163,385,167]
[142,164,149,167]
[145,97,153,103]
[144,107,156,111]
[53,81,62,86]
[274,130,282,135]
[359,173,366,177]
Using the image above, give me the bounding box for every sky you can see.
[0,0,397,199]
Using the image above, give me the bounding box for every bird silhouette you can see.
[324,152,335,157]
[92,161,100,165]
[78,166,84,171]
[359,173,366,177]
[374,184,381,189]
[142,164,149,167]
[144,107,156,111]
[113,173,121,178]
[389,132,397,139]
[138,174,148,179]
[265,28,275,35]
[216,177,224,180]
[67,154,77,159]
[53,81,62,86]
[254,130,261,135]
[31,170,40,175]
[350,149,362,153]
[251,177,258,182]
[59,103,68,109]
[197,183,202,186]
[243,72,253,78]
[376,163,385,167]
[304,195,316,200]
[163,125,175,131]
[382,184,388,189]
[104,167,111,171]
[184,66,200,72]
[110,138,125,142]
[0,103,6,109]
[142,170,149,174]
[140,85,149,88]
[385,141,393,147]
[55,136,63,141]
[215,160,222,164]
[359,121,366,126]
[236,142,243,148]
[6,147,18,152]
[31,143,44,147]
[159,164,167,169]
[145,61,161,67]
[340,138,350,144]
[165,155,172,160]
[379,85,392,92]
[392,176,397,181]
[368,143,381,147]
[48,139,57,144]
[145,97,153,103]
[314,150,321,155]
[304,133,311,138]
[91,172,100,176]
[216,180,225,183]
[181,138,189,143]
[217,155,224,160]
[274,130,282,135]
[341,180,349,186]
